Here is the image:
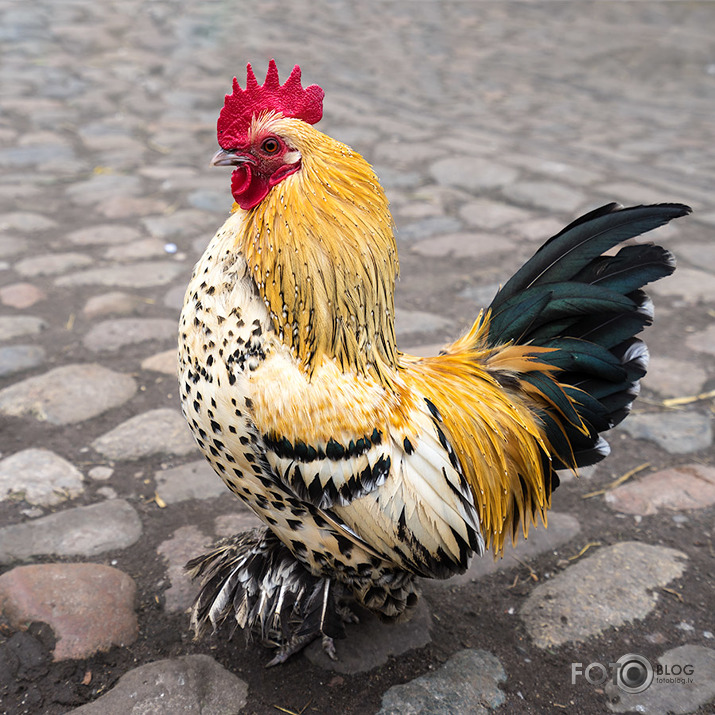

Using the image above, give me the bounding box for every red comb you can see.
[217,60,324,148]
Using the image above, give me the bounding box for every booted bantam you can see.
[180,60,689,665]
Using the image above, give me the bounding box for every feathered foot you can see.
[185,527,348,664]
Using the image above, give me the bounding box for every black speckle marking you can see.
[425,398,441,421]
[326,438,344,460]
[291,540,307,555]
[264,431,377,463]
[334,533,353,557]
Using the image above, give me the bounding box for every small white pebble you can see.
[88,465,113,481]
[507,607,515,615]
[703,631,713,639]
[111,559,118,565]
[677,622,695,632]
[164,242,178,254]
[634,515,642,524]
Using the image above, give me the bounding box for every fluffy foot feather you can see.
[186,527,349,663]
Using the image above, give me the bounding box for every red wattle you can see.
[231,166,270,210]
[231,165,252,195]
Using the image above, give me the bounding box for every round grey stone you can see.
[459,198,532,229]
[141,209,215,239]
[55,261,187,288]
[0,211,56,232]
[14,252,93,277]
[377,649,506,714]
[82,318,177,352]
[643,355,707,397]
[0,235,29,258]
[70,655,248,715]
[65,174,142,206]
[0,364,137,425]
[397,216,462,241]
[395,309,453,337]
[606,645,715,714]
[0,448,83,506]
[429,156,518,192]
[0,345,45,378]
[521,542,688,649]
[686,324,715,357]
[650,267,715,304]
[502,181,586,213]
[411,232,516,259]
[459,282,501,308]
[66,224,141,246]
[82,292,148,319]
[617,411,712,454]
[0,500,142,563]
[0,316,46,341]
[155,460,229,504]
[141,349,177,375]
[163,284,187,311]
[103,238,167,261]
[674,241,715,273]
[91,408,197,460]
[157,525,208,613]
[188,189,231,213]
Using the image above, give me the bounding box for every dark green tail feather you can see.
[486,203,690,470]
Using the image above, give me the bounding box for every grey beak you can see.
[210,148,256,167]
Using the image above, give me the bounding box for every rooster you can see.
[180,60,689,665]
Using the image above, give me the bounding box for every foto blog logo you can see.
[572,654,654,694]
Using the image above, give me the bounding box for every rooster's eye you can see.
[261,138,280,155]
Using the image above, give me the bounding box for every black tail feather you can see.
[486,203,690,471]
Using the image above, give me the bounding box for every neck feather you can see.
[234,130,399,383]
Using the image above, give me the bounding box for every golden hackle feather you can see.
[233,113,399,386]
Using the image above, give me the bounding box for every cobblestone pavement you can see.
[1,1,714,713]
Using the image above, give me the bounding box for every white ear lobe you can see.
[284,150,302,164]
